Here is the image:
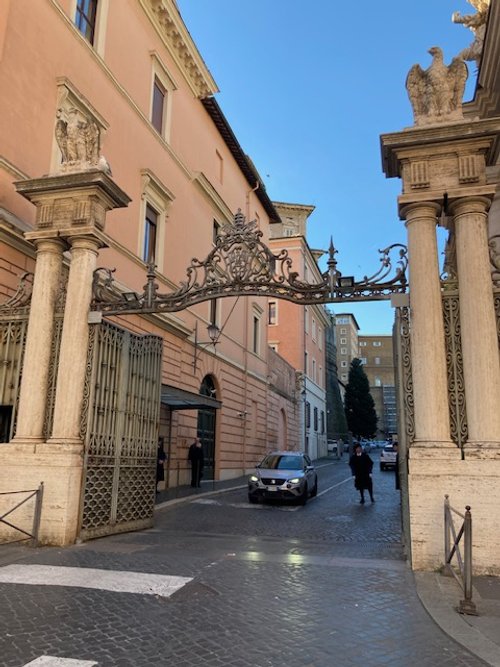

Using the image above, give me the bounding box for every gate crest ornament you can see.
[91,210,408,315]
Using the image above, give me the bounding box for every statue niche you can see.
[406,46,468,127]
[452,0,490,66]
[54,106,111,175]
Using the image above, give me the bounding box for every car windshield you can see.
[384,446,394,452]
[260,454,304,470]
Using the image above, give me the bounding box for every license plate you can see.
[267,486,277,491]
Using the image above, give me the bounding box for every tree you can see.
[344,358,378,439]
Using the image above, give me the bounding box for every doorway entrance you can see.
[197,375,217,480]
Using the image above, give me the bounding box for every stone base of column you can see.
[408,455,500,575]
[462,442,500,459]
[0,441,83,546]
[409,441,461,460]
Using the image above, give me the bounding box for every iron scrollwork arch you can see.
[91,210,408,315]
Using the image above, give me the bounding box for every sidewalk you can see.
[156,472,500,667]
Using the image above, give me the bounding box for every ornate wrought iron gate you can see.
[79,320,163,540]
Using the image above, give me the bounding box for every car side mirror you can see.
[305,465,314,472]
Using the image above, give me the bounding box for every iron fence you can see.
[444,494,477,615]
[0,482,44,546]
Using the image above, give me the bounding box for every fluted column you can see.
[49,236,101,444]
[404,203,453,445]
[13,237,65,443]
[451,196,500,446]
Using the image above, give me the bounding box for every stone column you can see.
[49,235,101,444]
[451,196,500,446]
[403,203,453,446]
[12,235,65,444]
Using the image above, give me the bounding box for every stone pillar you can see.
[451,196,500,446]
[12,236,65,443]
[403,203,453,446]
[49,235,102,444]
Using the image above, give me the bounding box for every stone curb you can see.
[414,571,500,667]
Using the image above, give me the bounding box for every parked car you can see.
[380,444,397,471]
[327,440,341,457]
[248,451,318,505]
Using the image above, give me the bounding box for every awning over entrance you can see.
[160,384,221,411]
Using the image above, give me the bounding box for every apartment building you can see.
[358,334,396,437]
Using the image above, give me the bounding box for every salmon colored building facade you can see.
[0,0,304,544]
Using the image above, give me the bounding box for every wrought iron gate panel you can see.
[442,291,468,450]
[398,306,414,444]
[79,320,162,540]
[0,315,28,441]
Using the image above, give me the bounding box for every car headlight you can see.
[288,477,301,484]
[249,475,259,483]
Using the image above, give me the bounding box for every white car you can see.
[380,444,397,471]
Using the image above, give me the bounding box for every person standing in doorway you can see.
[349,443,374,504]
[188,437,204,488]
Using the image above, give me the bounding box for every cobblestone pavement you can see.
[0,455,491,666]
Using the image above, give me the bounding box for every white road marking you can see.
[0,565,191,598]
[316,476,353,498]
[23,658,97,666]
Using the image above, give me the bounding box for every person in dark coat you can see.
[349,443,374,504]
[156,444,166,495]
[188,437,204,488]
[393,442,400,491]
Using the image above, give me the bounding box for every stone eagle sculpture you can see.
[406,46,468,126]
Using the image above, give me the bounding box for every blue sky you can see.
[177,0,477,333]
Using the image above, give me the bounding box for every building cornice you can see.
[139,0,218,99]
[201,97,280,223]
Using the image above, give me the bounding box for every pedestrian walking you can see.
[393,442,400,491]
[188,437,204,488]
[349,443,374,504]
[156,443,167,495]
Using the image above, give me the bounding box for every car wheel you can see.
[299,484,308,505]
[310,480,318,497]
[380,463,385,471]
[248,494,258,504]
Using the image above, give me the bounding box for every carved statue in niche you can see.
[452,0,490,66]
[406,46,468,126]
[54,106,111,175]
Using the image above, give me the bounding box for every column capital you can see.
[66,234,105,254]
[448,195,492,217]
[401,201,441,225]
[27,235,67,254]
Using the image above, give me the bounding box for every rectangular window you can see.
[373,341,382,347]
[340,328,346,334]
[375,357,381,365]
[305,402,311,428]
[152,77,166,134]
[341,348,347,355]
[75,0,98,44]
[312,359,316,383]
[312,318,316,342]
[213,219,220,245]
[268,301,277,325]
[143,204,158,263]
[321,410,325,435]
[313,407,318,432]
[253,315,260,354]
[304,307,309,334]
[341,361,347,367]
[340,338,347,344]
[359,341,367,347]
[216,150,224,183]
[341,373,348,381]
[304,351,308,376]
[360,357,367,364]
